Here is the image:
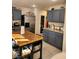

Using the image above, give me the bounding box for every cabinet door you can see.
[55,33,63,50]
[48,31,56,46]
[43,29,49,42]
[52,10,60,22]
[59,9,65,23]
[14,9,21,20]
[16,10,21,20]
[12,8,21,20]
[47,11,53,22]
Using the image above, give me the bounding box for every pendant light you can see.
[32,0,36,8]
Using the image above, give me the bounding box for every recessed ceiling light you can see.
[32,4,36,8]
[51,0,57,2]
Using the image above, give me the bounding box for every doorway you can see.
[40,16,45,33]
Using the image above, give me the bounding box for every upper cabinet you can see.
[52,9,60,22]
[12,7,21,20]
[47,11,53,22]
[59,8,65,23]
[47,8,65,23]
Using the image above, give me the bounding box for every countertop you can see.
[43,28,63,34]
[12,30,43,46]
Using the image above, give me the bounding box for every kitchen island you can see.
[12,30,43,59]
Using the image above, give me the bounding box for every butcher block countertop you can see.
[12,30,43,46]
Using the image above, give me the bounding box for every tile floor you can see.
[34,41,61,59]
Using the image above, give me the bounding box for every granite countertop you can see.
[43,28,63,34]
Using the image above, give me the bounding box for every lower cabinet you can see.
[54,33,63,50]
[43,29,49,42]
[43,29,63,50]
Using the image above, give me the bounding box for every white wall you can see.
[48,4,65,10]
[34,8,41,34]
[63,20,66,52]
[35,10,47,34]
[40,11,47,16]
[63,9,66,52]
[20,8,34,15]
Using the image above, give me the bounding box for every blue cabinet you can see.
[54,32,63,50]
[12,7,21,20]
[52,10,60,22]
[48,31,57,46]
[47,8,65,23]
[43,29,49,42]
[12,7,21,32]
[59,9,65,23]
[43,29,63,50]
[47,11,53,22]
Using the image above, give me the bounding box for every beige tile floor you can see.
[33,41,61,59]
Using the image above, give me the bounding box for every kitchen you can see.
[12,0,66,59]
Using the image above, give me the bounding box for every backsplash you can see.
[49,22,64,27]
[48,22,64,31]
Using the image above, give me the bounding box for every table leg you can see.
[29,40,42,59]
[30,44,34,59]
[40,40,42,59]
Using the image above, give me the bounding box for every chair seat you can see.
[12,48,31,59]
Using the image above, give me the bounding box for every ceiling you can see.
[12,0,66,10]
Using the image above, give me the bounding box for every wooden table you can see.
[12,30,43,59]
